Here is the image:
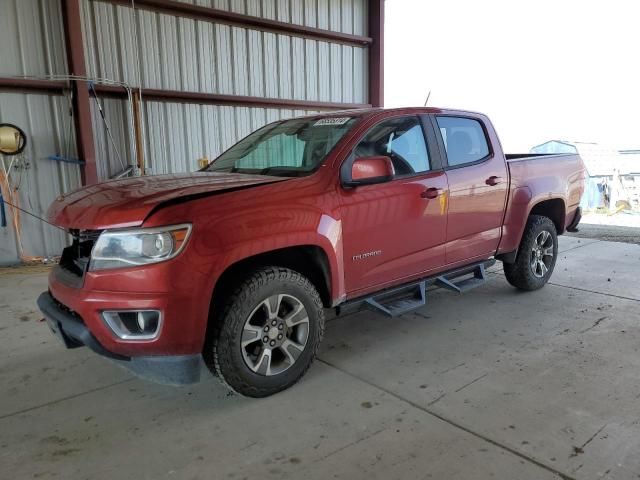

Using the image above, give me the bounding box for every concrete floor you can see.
[1,236,639,480]
[567,213,640,245]
[568,223,640,245]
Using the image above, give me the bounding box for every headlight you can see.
[89,224,192,271]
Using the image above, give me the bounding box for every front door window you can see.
[353,116,431,176]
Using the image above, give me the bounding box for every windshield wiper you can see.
[257,167,302,176]
[207,166,300,176]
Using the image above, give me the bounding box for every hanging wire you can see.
[64,88,74,164]
[131,0,147,174]
[6,74,139,176]
[0,195,67,232]
[88,82,126,171]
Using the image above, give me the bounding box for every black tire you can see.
[503,215,558,291]
[204,267,325,397]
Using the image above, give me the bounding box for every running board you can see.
[365,281,427,317]
[358,260,493,318]
[435,263,488,293]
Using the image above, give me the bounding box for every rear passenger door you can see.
[432,115,508,265]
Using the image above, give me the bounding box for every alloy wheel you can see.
[240,294,309,376]
[530,230,554,278]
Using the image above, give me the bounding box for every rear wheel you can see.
[205,267,325,397]
[503,215,558,291]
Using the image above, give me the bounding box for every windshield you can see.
[205,116,358,176]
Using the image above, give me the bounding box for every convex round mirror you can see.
[0,123,27,155]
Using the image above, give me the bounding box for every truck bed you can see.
[497,152,586,255]
[505,153,584,191]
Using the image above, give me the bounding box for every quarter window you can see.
[436,116,490,167]
[353,116,430,176]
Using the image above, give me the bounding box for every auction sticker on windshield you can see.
[313,117,352,126]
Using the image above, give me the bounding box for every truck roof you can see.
[298,106,487,120]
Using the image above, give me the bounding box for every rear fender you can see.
[497,186,567,255]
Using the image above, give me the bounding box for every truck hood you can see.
[47,172,288,230]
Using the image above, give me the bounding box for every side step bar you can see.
[435,262,488,293]
[353,259,494,318]
[365,281,427,318]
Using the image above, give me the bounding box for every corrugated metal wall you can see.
[172,0,368,36]
[0,93,82,265]
[82,0,368,102]
[0,0,371,263]
[0,0,81,265]
[0,0,68,77]
[81,0,368,176]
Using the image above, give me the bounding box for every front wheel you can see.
[503,215,558,291]
[205,267,325,397]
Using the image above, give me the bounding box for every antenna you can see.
[424,90,432,107]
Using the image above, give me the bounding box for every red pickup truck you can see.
[38,107,586,397]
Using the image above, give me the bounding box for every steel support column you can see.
[61,0,99,185]
[368,0,385,107]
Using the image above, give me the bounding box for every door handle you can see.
[420,187,441,199]
[485,176,502,186]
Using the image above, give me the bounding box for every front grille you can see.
[59,229,102,277]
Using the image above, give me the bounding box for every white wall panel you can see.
[0,0,67,77]
[247,29,264,97]
[292,36,305,100]
[138,10,163,89]
[82,2,369,103]
[330,43,342,102]
[197,21,217,94]
[179,18,200,92]
[263,32,279,98]
[232,27,250,96]
[215,24,234,94]
[159,16,181,90]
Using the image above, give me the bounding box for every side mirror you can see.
[0,123,27,156]
[344,156,395,187]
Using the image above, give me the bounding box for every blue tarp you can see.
[580,177,605,210]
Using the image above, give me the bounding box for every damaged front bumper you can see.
[37,292,202,385]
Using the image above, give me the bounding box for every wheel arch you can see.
[528,198,566,234]
[497,194,566,262]
[210,245,334,314]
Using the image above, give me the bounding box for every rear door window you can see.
[436,116,490,167]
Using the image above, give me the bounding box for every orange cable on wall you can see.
[0,171,42,263]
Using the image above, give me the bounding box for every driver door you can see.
[338,115,449,297]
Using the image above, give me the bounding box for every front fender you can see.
[213,213,345,305]
[144,173,346,305]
